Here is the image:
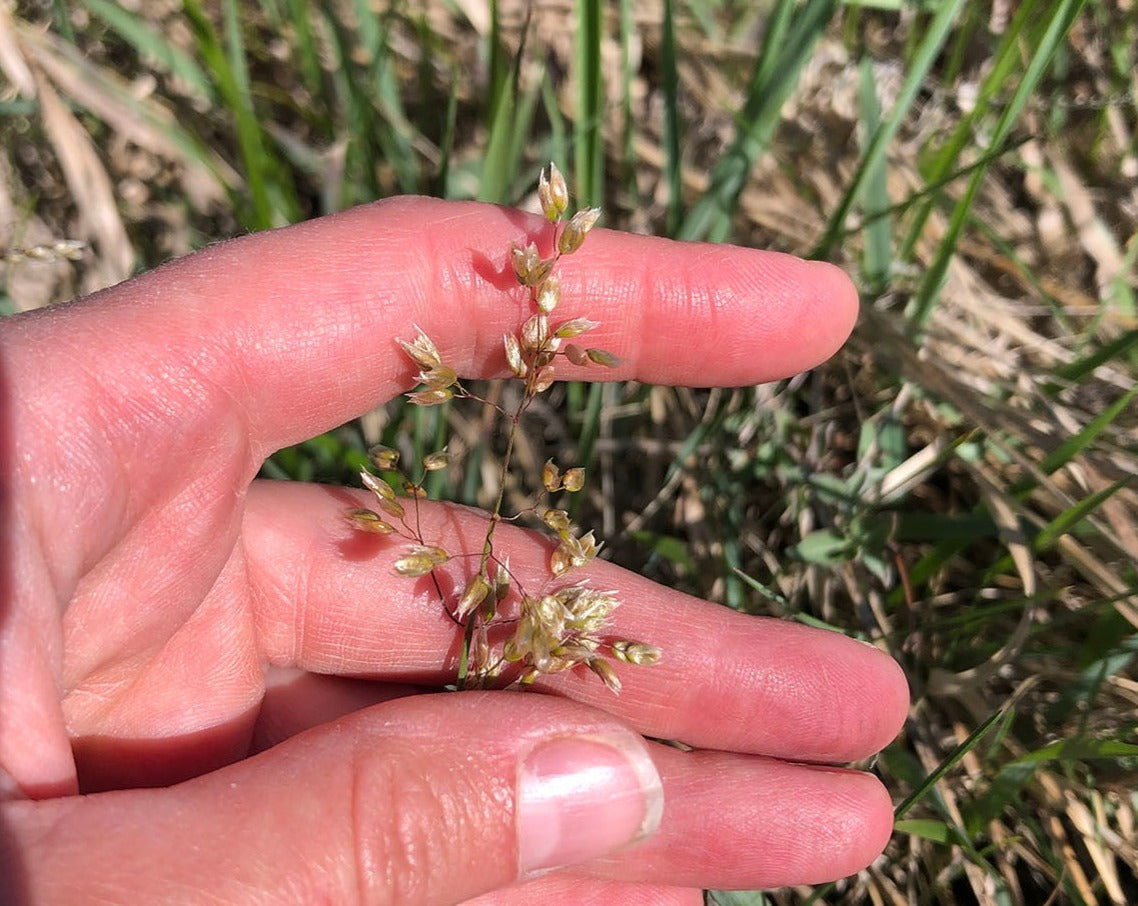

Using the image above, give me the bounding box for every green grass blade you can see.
[1031,479,1127,552]
[282,0,327,115]
[221,0,276,226]
[183,0,276,228]
[678,0,838,243]
[575,0,604,206]
[857,57,892,289]
[84,0,215,104]
[814,0,964,259]
[357,0,422,194]
[983,479,1127,582]
[894,703,1016,820]
[907,0,1087,330]
[479,2,530,202]
[1051,326,1138,384]
[661,0,683,236]
[1038,384,1137,476]
[616,0,636,193]
[1008,383,1138,497]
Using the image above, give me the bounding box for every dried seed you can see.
[542,508,571,533]
[538,162,569,221]
[520,313,549,352]
[392,545,449,577]
[558,207,601,255]
[344,508,394,534]
[455,573,491,619]
[585,348,620,368]
[587,657,622,694]
[510,242,556,287]
[535,271,561,313]
[553,317,599,339]
[532,365,556,393]
[612,640,662,666]
[423,449,450,471]
[398,332,442,369]
[564,343,589,366]
[503,333,527,377]
[368,445,400,471]
[407,387,453,406]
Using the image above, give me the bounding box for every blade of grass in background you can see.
[353,0,422,194]
[574,0,604,206]
[84,0,216,105]
[616,0,635,193]
[479,1,534,202]
[813,0,964,260]
[660,0,683,236]
[183,0,284,228]
[678,0,838,243]
[906,0,1087,331]
[282,0,326,115]
[1050,326,1138,386]
[856,56,892,290]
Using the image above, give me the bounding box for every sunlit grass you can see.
[2,2,1135,903]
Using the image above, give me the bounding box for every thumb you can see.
[2,692,664,905]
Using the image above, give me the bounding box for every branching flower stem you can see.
[347,163,661,694]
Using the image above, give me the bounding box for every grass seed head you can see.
[557,207,601,255]
[348,164,657,695]
[538,162,569,221]
[392,544,449,577]
[398,332,443,370]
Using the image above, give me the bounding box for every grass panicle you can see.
[4,2,1136,902]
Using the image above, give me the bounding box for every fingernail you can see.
[517,732,663,877]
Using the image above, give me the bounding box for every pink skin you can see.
[0,197,907,903]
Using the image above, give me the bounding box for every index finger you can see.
[29,196,857,454]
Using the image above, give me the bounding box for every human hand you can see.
[0,197,908,904]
